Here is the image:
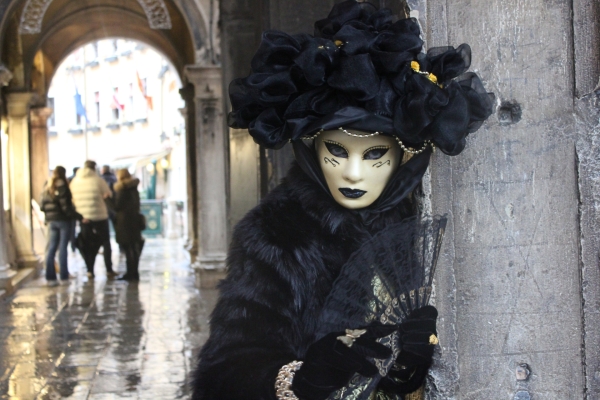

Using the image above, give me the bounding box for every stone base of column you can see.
[17,253,42,270]
[0,264,16,292]
[185,239,198,263]
[193,254,226,289]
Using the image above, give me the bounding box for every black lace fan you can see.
[316,215,447,399]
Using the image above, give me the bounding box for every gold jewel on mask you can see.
[395,137,435,155]
[336,328,367,348]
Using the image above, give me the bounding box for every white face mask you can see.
[316,129,401,209]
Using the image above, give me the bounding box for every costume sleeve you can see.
[192,207,305,400]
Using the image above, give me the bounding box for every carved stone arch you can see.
[19,0,172,34]
[18,0,52,34]
[136,0,172,29]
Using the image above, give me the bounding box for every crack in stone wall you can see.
[575,92,600,399]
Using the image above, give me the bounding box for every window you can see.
[126,83,134,121]
[111,87,122,121]
[47,97,55,127]
[94,91,100,123]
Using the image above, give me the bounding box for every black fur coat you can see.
[192,163,414,400]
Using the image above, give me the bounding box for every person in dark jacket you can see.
[41,166,83,285]
[100,165,117,193]
[113,169,144,281]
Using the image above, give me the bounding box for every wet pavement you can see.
[0,239,218,399]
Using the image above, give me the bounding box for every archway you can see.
[0,0,228,286]
[31,38,188,255]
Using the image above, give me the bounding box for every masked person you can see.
[192,2,494,399]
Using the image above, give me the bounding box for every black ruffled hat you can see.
[228,0,494,156]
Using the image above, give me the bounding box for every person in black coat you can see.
[113,169,144,281]
[41,166,82,284]
[193,2,494,399]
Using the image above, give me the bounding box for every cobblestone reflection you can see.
[0,239,217,399]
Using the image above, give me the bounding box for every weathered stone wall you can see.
[425,0,587,398]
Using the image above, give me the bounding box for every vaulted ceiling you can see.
[1,0,205,95]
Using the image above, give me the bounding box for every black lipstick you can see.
[338,188,367,199]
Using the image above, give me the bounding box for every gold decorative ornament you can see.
[300,130,323,141]
[395,137,435,155]
[339,127,381,138]
[410,61,443,88]
[336,328,368,347]
[334,39,344,47]
[429,334,439,346]
[275,360,304,400]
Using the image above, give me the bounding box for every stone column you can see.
[184,66,228,288]
[6,92,40,269]
[0,113,16,292]
[179,86,198,260]
[424,0,584,398]
[30,107,52,207]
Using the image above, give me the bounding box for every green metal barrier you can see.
[140,200,163,237]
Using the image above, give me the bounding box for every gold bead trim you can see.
[395,137,435,154]
[300,130,322,140]
[338,127,380,137]
[275,360,303,400]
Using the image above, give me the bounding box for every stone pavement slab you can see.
[0,239,218,399]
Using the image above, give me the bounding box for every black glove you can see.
[379,305,438,394]
[292,325,395,400]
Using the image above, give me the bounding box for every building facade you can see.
[46,39,186,204]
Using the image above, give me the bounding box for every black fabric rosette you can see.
[228,0,495,155]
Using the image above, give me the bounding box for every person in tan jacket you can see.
[70,160,116,278]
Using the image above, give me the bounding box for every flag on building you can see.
[111,88,124,110]
[74,88,88,122]
[136,70,153,110]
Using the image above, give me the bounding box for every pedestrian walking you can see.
[100,165,122,253]
[70,160,116,278]
[40,166,82,285]
[114,169,144,281]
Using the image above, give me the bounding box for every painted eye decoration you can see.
[324,140,348,158]
[363,146,390,160]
